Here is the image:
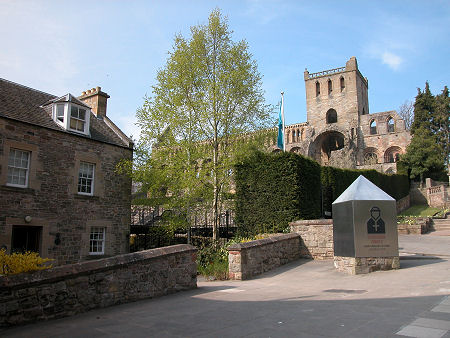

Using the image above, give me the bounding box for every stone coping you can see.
[0,244,197,289]
[290,219,333,226]
[227,233,300,251]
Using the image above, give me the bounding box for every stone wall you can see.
[290,219,334,259]
[397,217,432,235]
[334,256,400,275]
[0,244,197,327]
[227,233,300,280]
[396,194,411,213]
[0,118,132,265]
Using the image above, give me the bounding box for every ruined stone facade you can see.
[0,79,133,265]
[276,57,411,174]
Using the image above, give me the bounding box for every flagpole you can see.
[281,91,285,152]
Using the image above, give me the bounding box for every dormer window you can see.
[52,100,90,136]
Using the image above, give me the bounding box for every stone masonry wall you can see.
[334,256,400,275]
[227,233,300,280]
[397,217,432,235]
[290,219,334,260]
[0,244,197,328]
[396,194,411,214]
[0,118,132,265]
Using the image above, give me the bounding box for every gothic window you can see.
[292,130,296,143]
[297,129,300,141]
[370,119,377,134]
[326,109,337,124]
[316,82,320,97]
[384,146,402,163]
[387,117,395,133]
[328,79,332,94]
[364,151,378,165]
[340,77,345,91]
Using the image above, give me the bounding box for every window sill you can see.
[1,185,36,194]
[74,194,99,201]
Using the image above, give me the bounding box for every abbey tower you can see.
[279,57,411,174]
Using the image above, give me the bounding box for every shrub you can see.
[196,244,229,280]
[234,151,321,237]
[0,249,52,275]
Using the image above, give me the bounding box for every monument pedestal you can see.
[334,256,400,275]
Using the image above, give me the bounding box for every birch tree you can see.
[132,9,272,241]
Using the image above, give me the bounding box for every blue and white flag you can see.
[277,92,285,151]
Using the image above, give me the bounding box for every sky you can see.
[1,0,449,141]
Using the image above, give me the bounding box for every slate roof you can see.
[332,175,395,204]
[0,78,132,148]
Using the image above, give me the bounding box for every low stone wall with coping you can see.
[397,217,432,234]
[227,233,300,280]
[289,219,334,260]
[0,244,197,328]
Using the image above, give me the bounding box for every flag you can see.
[277,93,285,151]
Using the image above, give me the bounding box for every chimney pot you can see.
[78,86,110,118]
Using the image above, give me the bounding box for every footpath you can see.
[3,230,450,338]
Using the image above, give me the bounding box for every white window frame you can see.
[89,227,105,255]
[77,161,95,196]
[7,148,30,188]
[53,102,90,135]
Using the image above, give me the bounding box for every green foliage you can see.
[120,9,274,240]
[235,150,410,236]
[234,150,321,237]
[401,82,449,182]
[0,249,52,275]
[321,166,410,213]
[196,244,229,280]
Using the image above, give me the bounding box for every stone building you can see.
[0,78,133,265]
[278,57,411,174]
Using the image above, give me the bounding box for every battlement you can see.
[307,67,346,79]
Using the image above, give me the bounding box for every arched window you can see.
[286,130,290,144]
[364,151,378,165]
[316,82,320,97]
[328,79,332,94]
[292,130,296,143]
[340,77,345,91]
[297,129,300,141]
[384,146,402,163]
[326,109,337,124]
[362,108,366,115]
[370,119,377,134]
[387,117,395,133]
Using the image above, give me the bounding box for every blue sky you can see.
[1,0,449,140]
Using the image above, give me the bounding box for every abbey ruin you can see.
[275,57,411,174]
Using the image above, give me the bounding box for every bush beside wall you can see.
[234,151,321,236]
[235,151,410,235]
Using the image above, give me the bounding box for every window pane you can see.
[7,149,30,187]
[71,105,78,118]
[78,162,94,194]
[79,109,85,120]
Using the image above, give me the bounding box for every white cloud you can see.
[381,51,403,71]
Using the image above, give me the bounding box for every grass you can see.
[399,205,442,217]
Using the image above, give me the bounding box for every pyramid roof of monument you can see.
[332,175,395,204]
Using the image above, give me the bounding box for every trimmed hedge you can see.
[235,151,410,235]
[234,151,321,236]
[321,166,410,214]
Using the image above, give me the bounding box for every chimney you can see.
[78,86,110,118]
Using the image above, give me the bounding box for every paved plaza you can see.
[3,233,450,338]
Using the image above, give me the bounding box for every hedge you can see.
[321,166,410,214]
[234,151,410,235]
[234,151,321,236]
